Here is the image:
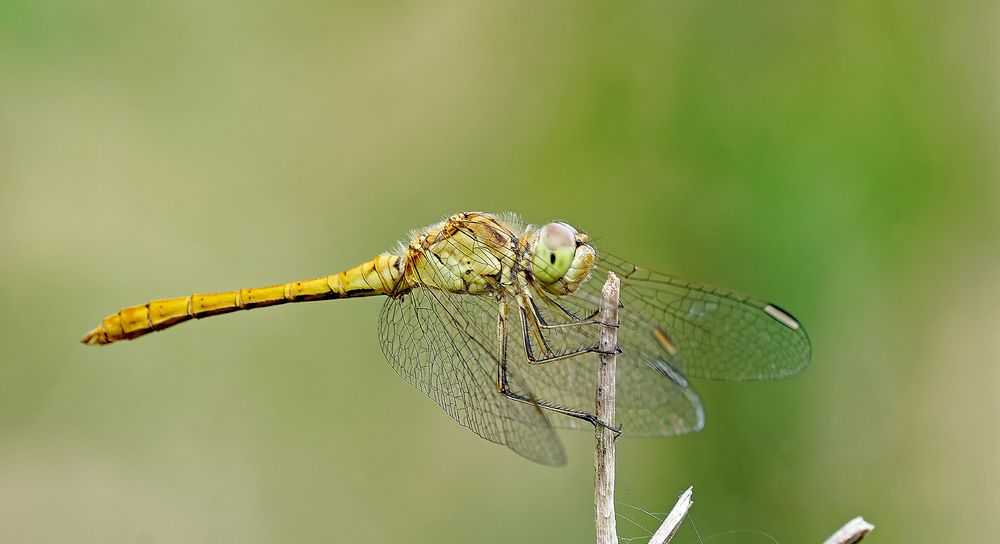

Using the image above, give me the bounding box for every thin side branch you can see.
[595,272,620,544]
[822,517,875,544]
[647,486,694,544]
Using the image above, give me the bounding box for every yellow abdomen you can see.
[81,254,404,345]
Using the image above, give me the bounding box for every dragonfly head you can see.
[528,222,596,295]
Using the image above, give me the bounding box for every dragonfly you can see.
[82,211,811,465]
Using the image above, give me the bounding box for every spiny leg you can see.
[524,298,558,358]
[517,301,619,366]
[502,388,621,436]
[514,276,606,330]
[496,300,510,392]
[529,288,602,328]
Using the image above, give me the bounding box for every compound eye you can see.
[532,222,577,284]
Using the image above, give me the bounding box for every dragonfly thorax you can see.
[403,212,522,296]
[399,213,596,299]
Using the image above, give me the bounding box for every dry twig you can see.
[647,487,694,544]
[822,516,875,544]
[595,272,620,544]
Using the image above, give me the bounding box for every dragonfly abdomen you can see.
[81,254,405,345]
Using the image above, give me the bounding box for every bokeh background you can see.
[2,2,997,542]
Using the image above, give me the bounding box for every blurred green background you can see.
[1,1,997,542]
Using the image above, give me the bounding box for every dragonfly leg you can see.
[517,303,620,366]
[499,386,621,436]
[522,302,558,359]
[513,276,613,330]
[527,287,615,329]
[496,300,510,391]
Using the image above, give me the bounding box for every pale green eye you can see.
[531,222,577,284]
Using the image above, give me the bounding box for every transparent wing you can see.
[507,288,705,436]
[578,251,812,381]
[378,285,567,466]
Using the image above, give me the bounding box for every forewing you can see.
[583,251,812,381]
[378,286,567,466]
